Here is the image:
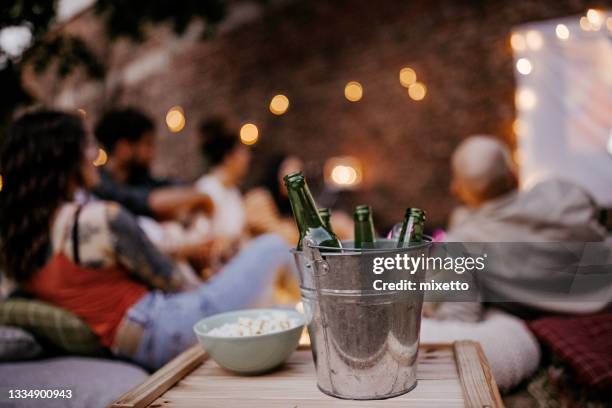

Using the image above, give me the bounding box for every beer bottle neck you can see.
[287,185,324,234]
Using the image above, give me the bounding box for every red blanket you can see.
[529,313,612,391]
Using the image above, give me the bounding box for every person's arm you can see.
[148,187,214,221]
[94,173,213,220]
[105,204,189,292]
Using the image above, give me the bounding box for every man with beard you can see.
[92,108,213,220]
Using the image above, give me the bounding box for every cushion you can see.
[0,357,148,408]
[0,298,105,356]
[0,326,43,361]
[529,313,612,391]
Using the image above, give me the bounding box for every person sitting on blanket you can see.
[421,135,610,391]
[0,110,295,370]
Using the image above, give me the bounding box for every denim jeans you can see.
[122,234,295,370]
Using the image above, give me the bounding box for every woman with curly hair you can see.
[0,110,292,369]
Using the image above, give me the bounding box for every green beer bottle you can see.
[396,208,426,247]
[318,208,334,233]
[354,204,376,248]
[284,172,342,251]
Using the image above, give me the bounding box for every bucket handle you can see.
[303,236,329,277]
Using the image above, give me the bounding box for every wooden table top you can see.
[111,341,503,408]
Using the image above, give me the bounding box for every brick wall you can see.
[29,0,602,230]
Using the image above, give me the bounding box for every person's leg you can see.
[202,233,295,310]
[122,234,295,369]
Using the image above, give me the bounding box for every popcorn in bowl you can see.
[207,312,301,337]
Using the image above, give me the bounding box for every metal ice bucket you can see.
[293,238,431,400]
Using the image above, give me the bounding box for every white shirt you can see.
[195,173,245,239]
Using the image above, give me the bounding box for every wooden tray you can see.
[110,341,503,408]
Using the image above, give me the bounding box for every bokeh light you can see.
[586,9,602,29]
[93,148,108,167]
[0,174,3,192]
[580,16,595,31]
[555,24,570,40]
[515,88,537,111]
[399,67,417,87]
[607,131,612,155]
[240,123,259,145]
[607,17,612,31]
[513,119,529,138]
[408,82,427,101]
[510,33,526,51]
[516,58,532,75]
[344,81,363,102]
[324,156,363,189]
[269,94,290,115]
[525,30,543,50]
[165,106,186,133]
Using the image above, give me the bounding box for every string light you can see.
[240,123,259,145]
[586,9,602,30]
[510,33,526,51]
[580,16,592,31]
[525,30,543,50]
[513,119,529,138]
[515,88,537,111]
[516,58,532,75]
[324,156,363,189]
[165,106,186,133]
[408,82,427,101]
[269,94,289,115]
[93,148,108,167]
[555,24,570,40]
[399,67,417,87]
[344,81,363,102]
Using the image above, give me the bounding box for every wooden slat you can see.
[146,345,466,407]
[110,341,503,408]
[453,340,505,408]
[109,345,207,408]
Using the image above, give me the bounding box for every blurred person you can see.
[195,117,249,241]
[0,110,295,370]
[422,135,611,390]
[93,108,213,221]
[245,154,352,243]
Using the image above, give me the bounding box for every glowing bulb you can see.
[525,30,543,50]
[93,148,108,167]
[555,24,570,40]
[516,58,532,75]
[510,33,526,51]
[324,156,363,189]
[516,88,537,111]
[344,81,363,102]
[587,9,602,29]
[408,82,427,101]
[331,165,358,185]
[165,106,186,133]
[513,119,528,137]
[240,123,259,145]
[269,94,289,115]
[399,67,417,87]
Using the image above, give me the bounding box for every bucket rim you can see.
[290,236,432,256]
